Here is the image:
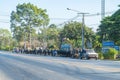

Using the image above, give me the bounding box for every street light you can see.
[67,8,89,49]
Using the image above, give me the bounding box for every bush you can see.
[0,46,13,51]
[104,48,118,60]
[118,51,120,55]
[103,53,109,59]
[98,52,104,59]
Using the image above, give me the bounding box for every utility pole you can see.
[80,13,89,49]
[67,8,89,49]
[101,0,105,41]
[101,0,105,19]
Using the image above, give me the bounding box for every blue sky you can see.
[0,0,120,32]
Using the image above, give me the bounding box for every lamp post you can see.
[67,8,89,49]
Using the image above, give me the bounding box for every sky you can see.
[0,0,120,32]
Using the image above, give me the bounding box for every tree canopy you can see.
[60,21,95,48]
[97,8,120,45]
[0,29,13,50]
[10,3,50,42]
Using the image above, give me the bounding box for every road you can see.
[0,51,120,80]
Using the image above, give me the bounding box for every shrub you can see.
[118,51,120,55]
[105,48,118,60]
[98,52,104,59]
[103,53,109,59]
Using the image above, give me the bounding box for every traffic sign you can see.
[102,41,114,47]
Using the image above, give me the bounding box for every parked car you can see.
[80,49,98,60]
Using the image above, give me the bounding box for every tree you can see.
[40,24,60,49]
[47,24,59,40]
[10,3,49,48]
[97,8,120,45]
[84,27,95,49]
[92,35,102,52]
[97,16,113,41]
[0,29,13,50]
[60,21,95,48]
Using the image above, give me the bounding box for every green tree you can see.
[103,48,118,60]
[60,21,95,48]
[60,21,82,47]
[43,24,60,49]
[84,27,95,49]
[0,29,13,50]
[97,16,114,41]
[92,35,102,52]
[10,3,49,48]
[98,8,120,45]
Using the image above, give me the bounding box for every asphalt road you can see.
[0,51,120,80]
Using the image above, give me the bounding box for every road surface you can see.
[0,51,120,80]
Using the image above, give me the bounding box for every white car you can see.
[80,49,98,60]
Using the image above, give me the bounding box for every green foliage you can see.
[103,53,109,59]
[64,21,82,40]
[45,24,60,49]
[0,28,14,51]
[118,51,120,55]
[107,48,118,59]
[98,9,120,45]
[98,52,104,59]
[10,3,49,42]
[0,45,12,51]
[103,48,118,60]
[60,21,95,48]
[92,36,101,47]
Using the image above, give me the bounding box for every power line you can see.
[0,10,116,18]
[55,11,114,26]
[56,15,80,26]
[50,11,115,22]
[0,10,115,26]
[86,11,114,17]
